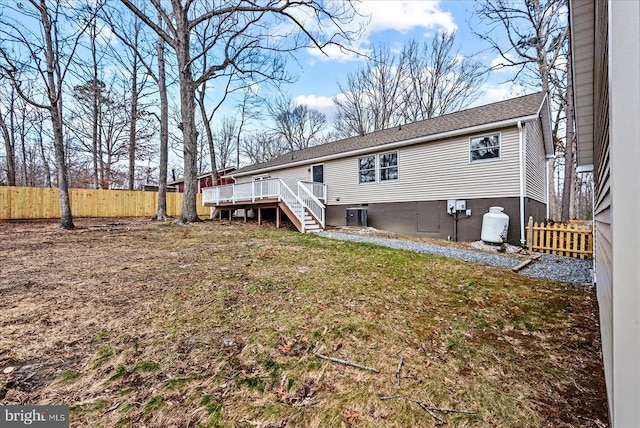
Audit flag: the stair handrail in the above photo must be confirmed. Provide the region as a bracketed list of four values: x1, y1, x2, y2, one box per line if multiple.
[277, 179, 307, 232]
[297, 181, 325, 228]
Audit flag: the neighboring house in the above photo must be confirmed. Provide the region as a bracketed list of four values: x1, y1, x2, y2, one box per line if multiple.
[204, 92, 553, 244]
[169, 167, 236, 193]
[570, 1, 640, 426]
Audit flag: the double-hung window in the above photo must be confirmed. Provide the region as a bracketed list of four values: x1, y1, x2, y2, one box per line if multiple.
[358, 155, 376, 183]
[379, 151, 398, 181]
[470, 134, 500, 162]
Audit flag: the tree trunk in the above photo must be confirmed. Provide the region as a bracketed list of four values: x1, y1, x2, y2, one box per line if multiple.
[178, 73, 200, 223]
[91, 23, 100, 189]
[20, 110, 28, 185]
[41, 1, 73, 229]
[561, 44, 575, 223]
[155, 24, 169, 220]
[51, 109, 74, 229]
[37, 125, 52, 187]
[197, 86, 218, 185]
[128, 25, 140, 190]
[0, 111, 15, 186]
[175, 15, 200, 223]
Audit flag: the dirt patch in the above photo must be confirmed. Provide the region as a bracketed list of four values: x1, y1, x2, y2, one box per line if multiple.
[0, 218, 608, 427]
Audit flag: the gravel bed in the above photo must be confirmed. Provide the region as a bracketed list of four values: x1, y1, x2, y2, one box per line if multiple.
[316, 231, 593, 284]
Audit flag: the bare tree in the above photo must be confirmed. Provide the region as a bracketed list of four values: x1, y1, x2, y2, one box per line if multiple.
[401, 34, 484, 122]
[126, 18, 142, 190]
[334, 45, 405, 137]
[241, 132, 287, 165]
[155, 16, 170, 219]
[0, 1, 97, 228]
[268, 96, 327, 151]
[474, 0, 573, 221]
[120, 0, 361, 223]
[102, 5, 173, 216]
[236, 87, 260, 168]
[0, 84, 18, 186]
[0, 103, 16, 186]
[474, 0, 567, 94]
[333, 35, 482, 138]
[214, 116, 238, 170]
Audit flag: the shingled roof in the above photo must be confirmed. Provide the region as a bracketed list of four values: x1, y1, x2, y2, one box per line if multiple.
[233, 91, 548, 176]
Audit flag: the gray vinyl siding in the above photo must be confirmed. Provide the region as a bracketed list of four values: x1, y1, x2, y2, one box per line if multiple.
[593, 0, 613, 415]
[323, 126, 520, 205]
[524, 121, 547, 203]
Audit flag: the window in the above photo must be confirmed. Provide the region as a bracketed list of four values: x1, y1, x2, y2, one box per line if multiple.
[470, 134, 500, 162]
[312, 164, 324, 183]
[379, 151, 398, 181]
[358, 156, 375, 183]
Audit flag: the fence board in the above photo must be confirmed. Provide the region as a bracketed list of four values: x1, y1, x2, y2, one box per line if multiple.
[0, 186, 210, 220]
[526, 218, 593, 259]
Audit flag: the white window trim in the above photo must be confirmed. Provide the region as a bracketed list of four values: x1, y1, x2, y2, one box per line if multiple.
[469, 132, 502, 163]
[378, 150, 399, 182]
[357, 155, 376, 184]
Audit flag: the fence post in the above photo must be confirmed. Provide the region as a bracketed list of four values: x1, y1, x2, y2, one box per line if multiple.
[527, 216, 533, 252]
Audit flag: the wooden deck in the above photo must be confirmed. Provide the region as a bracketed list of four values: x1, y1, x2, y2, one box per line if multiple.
[206, 198, 303, 231]
[201, 179, 325, 233]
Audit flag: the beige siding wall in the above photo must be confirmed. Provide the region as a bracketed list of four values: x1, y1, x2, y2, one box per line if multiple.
[323, 126, 521, 205]
[235, 165, 310, 189]
[524, 121, 547, 203]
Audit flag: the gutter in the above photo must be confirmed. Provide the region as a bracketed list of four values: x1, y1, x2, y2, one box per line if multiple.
[518, 120, 526, 246]
[230, 114, 541, 178]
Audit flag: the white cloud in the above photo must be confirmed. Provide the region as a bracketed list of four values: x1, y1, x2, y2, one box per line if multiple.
[306, 43, 370, 63]
[470, 82, 528, 108]
[306, 0, 456, 63]
[294, 94, 338, 118]
[490, 54, 518, 72]
[361, 0, 457, 35]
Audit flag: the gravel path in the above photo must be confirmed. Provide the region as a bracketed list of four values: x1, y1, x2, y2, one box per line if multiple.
[316, 231, 593, 284]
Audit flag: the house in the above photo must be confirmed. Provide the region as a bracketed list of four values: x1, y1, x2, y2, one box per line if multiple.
[569, 1, 640, 426]
[169, 167, 236, 193]
[203, 92, 553, 244]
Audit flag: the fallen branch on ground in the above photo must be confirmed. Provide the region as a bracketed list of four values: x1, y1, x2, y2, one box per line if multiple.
[315, 353, 379, 373]
[380, 395, 475, 423]
[395, 356, 403, 387]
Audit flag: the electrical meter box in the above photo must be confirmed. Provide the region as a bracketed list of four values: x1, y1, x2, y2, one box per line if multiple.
[447, 200, 457, 214]
[447, 199, 467, 214]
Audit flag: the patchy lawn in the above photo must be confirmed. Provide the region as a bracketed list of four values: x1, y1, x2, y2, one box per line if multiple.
[0, 218, 607, 427]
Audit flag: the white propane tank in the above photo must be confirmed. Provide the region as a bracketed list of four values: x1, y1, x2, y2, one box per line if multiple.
[481, 207, 510, 244]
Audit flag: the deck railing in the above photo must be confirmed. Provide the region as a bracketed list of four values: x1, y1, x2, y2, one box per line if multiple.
[202, 178, 326, 232]
[279, 181, 307, 232]
[526, 217, 594, 259]
[299, 181, 327, 201]
[297, 181, 325, 227]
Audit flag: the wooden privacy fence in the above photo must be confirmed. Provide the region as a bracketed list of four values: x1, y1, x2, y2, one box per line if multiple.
[0, 186, 209, 220]
[526, 217, 593, 259]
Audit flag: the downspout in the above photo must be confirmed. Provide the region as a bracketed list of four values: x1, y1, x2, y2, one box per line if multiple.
[518, 120, 526, 246]
[545, 160, 550, 219]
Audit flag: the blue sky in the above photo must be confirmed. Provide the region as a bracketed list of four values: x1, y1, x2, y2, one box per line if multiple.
[263, 0, 527, 122]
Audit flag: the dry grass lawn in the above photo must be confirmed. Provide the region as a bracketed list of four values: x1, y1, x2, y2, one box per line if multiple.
[0, 218, 607, 427]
